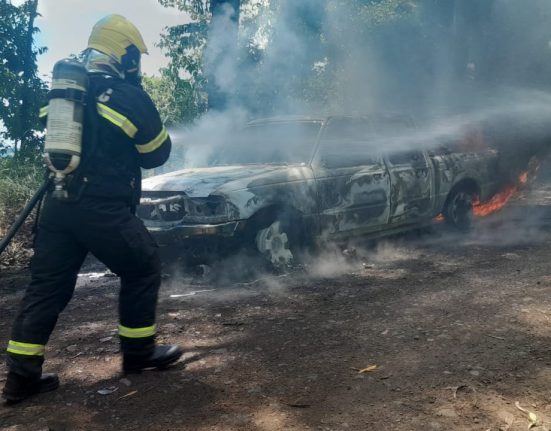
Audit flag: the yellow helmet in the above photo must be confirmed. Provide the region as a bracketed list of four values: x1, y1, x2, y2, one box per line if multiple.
[87, 15, 148, 65]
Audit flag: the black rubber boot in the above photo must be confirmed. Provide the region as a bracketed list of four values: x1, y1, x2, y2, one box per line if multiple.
[2, 372, 59, 404]
[123, 344, 183, 374]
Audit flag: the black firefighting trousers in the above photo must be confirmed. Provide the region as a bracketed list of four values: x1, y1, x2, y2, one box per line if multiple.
[6, 195, 161, 378]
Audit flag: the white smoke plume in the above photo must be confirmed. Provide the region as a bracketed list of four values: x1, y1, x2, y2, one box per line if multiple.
[155, 0, 551, 282]
[162, 0, 551, 169]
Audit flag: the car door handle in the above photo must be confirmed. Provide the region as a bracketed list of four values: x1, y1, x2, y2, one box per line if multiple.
[373, 173, 385, 180]
[415, 168, 428, 176]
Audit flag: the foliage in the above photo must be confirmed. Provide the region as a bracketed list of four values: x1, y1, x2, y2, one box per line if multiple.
[143, 72, 207, 127]
[0, 0, 47, 266]
[154, 4, 212, 123]
[158, 0, 290, 115]
[0, 0, 47, 162]
[158, 20, 209, 94]
[158, 0, 210, 18]
[357, 0, 417, 25]
[156, 0, 423, 116]
[157, 0, 267, 117]
[0, 158, 42, 225]
[0, 157, 43, 268]
[154, 0, 551, 119]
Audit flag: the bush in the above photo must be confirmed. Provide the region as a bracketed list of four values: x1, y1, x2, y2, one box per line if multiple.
[0, 158, 44, 268]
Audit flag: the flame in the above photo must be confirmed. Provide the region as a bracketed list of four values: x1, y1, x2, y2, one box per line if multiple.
[434, 171, 529, 222]
[473, 171, 530, 217]
[473, 185, 516, 217]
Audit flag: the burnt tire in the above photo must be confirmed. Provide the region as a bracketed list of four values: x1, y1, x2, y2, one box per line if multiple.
[443, 188, 474, 233]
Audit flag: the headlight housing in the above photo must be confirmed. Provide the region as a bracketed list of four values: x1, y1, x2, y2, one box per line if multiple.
[138, 192, 230, 224]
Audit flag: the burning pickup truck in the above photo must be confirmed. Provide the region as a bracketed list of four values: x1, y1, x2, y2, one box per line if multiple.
[138, 115, 505, 266]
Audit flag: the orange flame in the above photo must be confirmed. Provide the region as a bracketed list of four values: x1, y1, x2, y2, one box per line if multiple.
[434, 171, 529, 222]
[473, 185, 517, 217]
[473, 171, 530, 217]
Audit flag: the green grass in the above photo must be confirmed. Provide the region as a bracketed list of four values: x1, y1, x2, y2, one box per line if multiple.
[0, 158, 44, 267]
[0, 158, 43, 226]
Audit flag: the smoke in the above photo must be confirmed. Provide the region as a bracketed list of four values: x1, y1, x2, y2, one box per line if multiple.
[162, 108, 248, 172]
[151, 0, 551, 285]
[224, 0, 551, 116]
[163, 0, 551, 168]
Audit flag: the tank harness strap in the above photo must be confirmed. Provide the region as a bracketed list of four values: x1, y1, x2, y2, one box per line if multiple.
[62, 78, 100, 203]
[48, 88, 87, 104]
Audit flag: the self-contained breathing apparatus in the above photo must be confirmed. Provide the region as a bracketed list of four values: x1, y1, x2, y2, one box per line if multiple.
[44, 59, 89, 199]
[0, 58, 90, 256]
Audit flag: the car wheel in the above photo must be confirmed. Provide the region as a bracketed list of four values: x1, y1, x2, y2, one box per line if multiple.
[443, 188, 474, 232]
[255, 220, 295, 268]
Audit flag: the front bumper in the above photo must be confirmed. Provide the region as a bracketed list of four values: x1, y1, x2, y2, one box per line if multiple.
[146, 221, 247, 265]
[146, 220, 245, 246]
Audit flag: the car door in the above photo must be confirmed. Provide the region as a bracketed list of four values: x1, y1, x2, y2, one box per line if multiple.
[385, 149, 433, 224]
[313, 118, 391, 237]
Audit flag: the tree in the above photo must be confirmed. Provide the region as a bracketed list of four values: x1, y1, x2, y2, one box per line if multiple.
[158, 0, 251, 116]
[157, 0, 551, 119]
[0, 0, 47, 161]
[156, 0, 422, 116]
[142, 72, 207, 126]
[205, 0, 240, 110]
[156, 0, 213, 123]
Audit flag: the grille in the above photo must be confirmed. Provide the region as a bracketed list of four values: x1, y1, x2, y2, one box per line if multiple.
[157, 200, 187, 221]
[138, 193, 228, 223]
[138, 192, 187, 222]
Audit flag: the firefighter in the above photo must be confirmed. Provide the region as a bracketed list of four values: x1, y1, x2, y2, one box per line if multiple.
[2, 15, 182, 404]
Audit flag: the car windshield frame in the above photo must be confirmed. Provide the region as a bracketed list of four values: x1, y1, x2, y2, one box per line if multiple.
[208, 120, 324, 167]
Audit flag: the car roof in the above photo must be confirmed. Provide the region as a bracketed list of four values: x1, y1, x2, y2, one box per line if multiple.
[247, 115, 326, 125]
[247, 113, 414, 126]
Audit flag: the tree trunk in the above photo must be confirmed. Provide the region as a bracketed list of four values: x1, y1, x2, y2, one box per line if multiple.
[206, 0, 240, 111]
[17, 0, 38, 157]
[452, 0, 495, 82]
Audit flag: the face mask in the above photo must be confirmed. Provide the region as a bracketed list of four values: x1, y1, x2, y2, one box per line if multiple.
[121, 45, 142, 88]
[125, 69, 143, 88]
[83, 49, 124, 79]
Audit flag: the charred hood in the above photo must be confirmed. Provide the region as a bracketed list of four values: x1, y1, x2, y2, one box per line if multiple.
[142, 164, 307, 197]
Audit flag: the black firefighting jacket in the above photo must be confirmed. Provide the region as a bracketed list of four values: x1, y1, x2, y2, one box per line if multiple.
[40, 73, 171, 204]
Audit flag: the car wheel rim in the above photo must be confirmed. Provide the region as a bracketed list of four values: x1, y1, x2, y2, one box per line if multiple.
[255, 221, 294, 267]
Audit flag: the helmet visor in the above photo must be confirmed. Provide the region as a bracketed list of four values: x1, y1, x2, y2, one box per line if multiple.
[83, 49, 123, 78]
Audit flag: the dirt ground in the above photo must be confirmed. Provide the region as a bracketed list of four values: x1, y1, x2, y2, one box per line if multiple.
[3, 180, 551, 430]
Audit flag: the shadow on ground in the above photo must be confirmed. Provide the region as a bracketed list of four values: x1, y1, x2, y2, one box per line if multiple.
[2, 193, 551, 430]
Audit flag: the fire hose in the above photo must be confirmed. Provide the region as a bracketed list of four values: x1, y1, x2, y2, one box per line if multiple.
[0, 177, 52, 256]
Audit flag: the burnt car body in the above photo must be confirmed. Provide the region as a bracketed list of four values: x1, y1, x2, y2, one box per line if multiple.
[138, 115, 501, 265]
